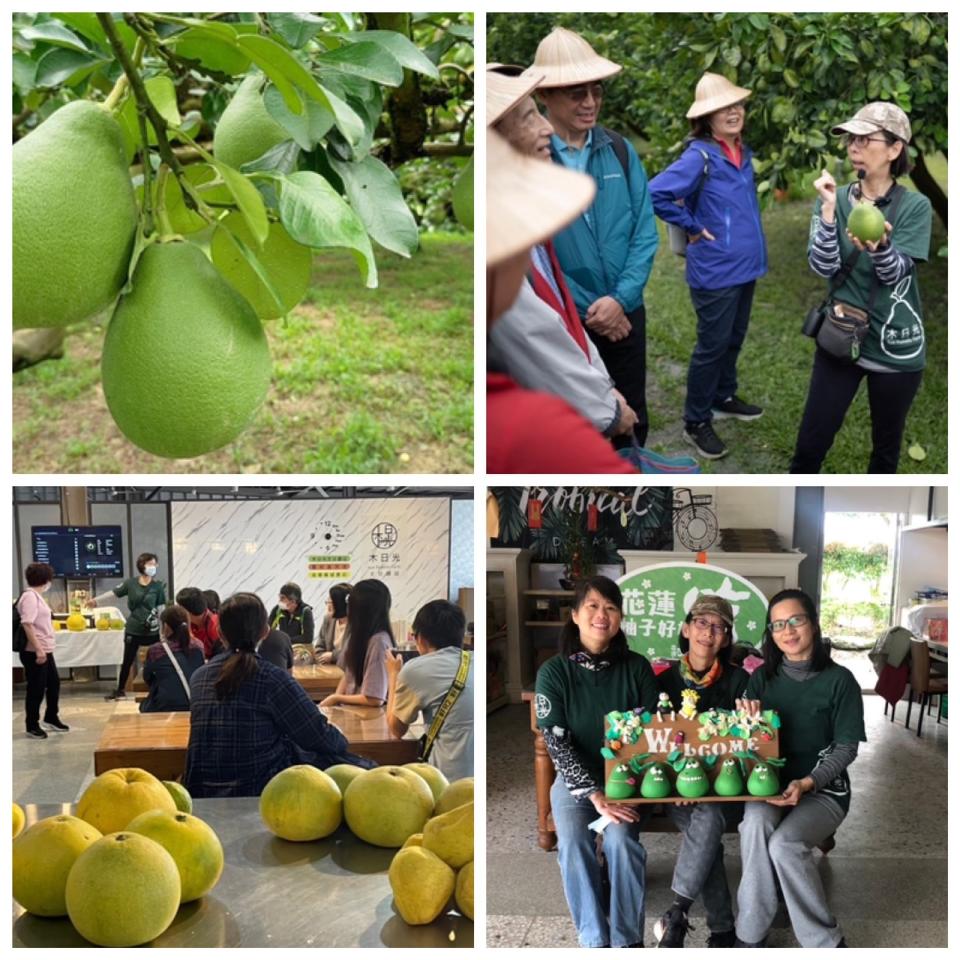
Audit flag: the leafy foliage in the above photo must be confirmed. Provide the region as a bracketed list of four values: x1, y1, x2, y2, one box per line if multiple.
[823, 541, 889, 587]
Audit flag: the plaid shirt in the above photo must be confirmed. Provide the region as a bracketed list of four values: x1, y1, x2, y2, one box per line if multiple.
[184, 652, 349, 798]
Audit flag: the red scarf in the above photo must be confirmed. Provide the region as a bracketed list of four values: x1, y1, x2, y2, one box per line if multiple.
[528, 239, 591, 359]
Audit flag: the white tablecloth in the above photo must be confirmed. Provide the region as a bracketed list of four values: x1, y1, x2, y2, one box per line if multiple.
[12, 630, 125, 668]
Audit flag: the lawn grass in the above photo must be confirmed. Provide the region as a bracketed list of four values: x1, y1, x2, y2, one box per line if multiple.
[13, 232, 473, 474]
[642, 197, 947, 474]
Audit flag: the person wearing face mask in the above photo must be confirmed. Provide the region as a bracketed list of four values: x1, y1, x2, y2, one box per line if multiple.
[268, 582, 315, 647]
[17, 562, 68, 739]
[89, 551, 167, 700]
[140, 604, 205, 713]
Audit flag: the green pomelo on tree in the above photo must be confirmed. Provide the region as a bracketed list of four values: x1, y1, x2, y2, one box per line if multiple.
[101, 241, 272, 459]
[213, 73, 290, 169]
[452, 155, 474, 230]
[847, 201, 886, 244]
[211, 212, 313, 319]
[13, 100, 138, 329]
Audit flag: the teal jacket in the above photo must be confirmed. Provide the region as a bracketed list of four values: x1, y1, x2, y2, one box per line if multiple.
[549, 127, 660, 318]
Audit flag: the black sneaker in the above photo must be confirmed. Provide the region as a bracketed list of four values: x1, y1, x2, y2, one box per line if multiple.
[712, 395, 764, 421]
[26, 726, 48, 739]
[706, 931, 737, 948]
[683, 420, 728, 459]
[653, 906, 693, 947]
[43, 718, 70, 732]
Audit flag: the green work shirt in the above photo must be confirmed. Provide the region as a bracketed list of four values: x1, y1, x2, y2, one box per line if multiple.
[656, 660, 749, 713]
[810, 185, 932, 371]
[114, 578, 166, 637]
[745, 663, 866, 813]
[535, 651, 659, 786]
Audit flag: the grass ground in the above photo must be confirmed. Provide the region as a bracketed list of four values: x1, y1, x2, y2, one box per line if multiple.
[13, 232, 473, 474]
[642, 190, 947, 474]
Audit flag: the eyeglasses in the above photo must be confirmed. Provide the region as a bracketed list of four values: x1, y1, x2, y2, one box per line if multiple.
[558, 83, 604, 104]
[722, 101, 746, 113]
[770, 614, 810, 633]
[690, 617, 728, 637]
[845, 134, 889, 148]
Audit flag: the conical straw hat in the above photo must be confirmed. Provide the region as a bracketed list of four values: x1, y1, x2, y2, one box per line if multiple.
[487, 65, 544, 127]
[487, 130, 595, 265]
[522, 27, 621, 88]
[686, 72, 752, 118]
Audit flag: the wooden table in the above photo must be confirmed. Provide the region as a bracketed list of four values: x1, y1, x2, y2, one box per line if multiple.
[94, 706, 420, 779]
[132, 664, 344, 702]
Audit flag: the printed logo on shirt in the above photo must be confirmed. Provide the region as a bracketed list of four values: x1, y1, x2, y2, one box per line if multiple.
[535, 693, 552, 719]
[812, 744, 850, 800]
[603, 173, 622, 180]
[879, 274, 924, 360]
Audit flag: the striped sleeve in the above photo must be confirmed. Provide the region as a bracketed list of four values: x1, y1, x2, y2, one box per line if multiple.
[868, 242, 914, 285]
[809, 217, 841, 278]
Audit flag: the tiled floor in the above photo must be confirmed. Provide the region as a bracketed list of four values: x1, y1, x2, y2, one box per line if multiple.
[486, 694, 948, 948]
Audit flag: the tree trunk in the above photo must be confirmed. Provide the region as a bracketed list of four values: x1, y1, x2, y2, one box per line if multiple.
[911, 150, 947, 229]
[367, 12, 428, 162]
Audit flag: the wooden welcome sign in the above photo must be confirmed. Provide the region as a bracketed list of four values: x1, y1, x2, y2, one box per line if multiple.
[601, 694, 782, 804]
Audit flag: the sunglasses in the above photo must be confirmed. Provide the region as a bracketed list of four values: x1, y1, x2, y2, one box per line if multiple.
[770, 614, 810, 633]
[557, 82, 605, 104]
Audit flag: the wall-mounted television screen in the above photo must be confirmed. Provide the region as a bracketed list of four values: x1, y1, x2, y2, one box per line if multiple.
[31, 526, 124, 578]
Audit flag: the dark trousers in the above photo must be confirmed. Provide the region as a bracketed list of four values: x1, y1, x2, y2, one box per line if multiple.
[586, 305, 648, 447]
[790, 348, 923, 473]
[19, 650, 61, 729]
[685, 281, 756, 424]
[116, 634, 156, 693]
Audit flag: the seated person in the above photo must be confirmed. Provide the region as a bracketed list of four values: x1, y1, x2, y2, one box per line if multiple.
[176, 586, 223, 660]
[316, 582, 352, 665]
[141, 605, 205, 713]
[258, 627, 294, 673]
[385, 600, 474, 781]
[184, 592, 371, 798]
[320, 579, 393, 708]
[268, 582, 315, 646]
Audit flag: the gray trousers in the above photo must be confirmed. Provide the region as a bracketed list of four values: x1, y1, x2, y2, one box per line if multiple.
[736, 794, 846, 947]
[668, 802, 741, 933]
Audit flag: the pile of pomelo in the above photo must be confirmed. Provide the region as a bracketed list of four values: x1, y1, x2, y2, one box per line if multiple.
[259, 762, 474, 925]
[12, 768, 223, 947]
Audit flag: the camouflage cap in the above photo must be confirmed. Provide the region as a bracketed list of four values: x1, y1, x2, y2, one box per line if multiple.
[831, 101, 911, 142]
[688, 594, 735, 627]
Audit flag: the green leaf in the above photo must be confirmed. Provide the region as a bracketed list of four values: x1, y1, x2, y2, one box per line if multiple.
[264, 83, 335, 150]
[20, 21, 89, 52]
[212, 160, 270, 246]
[33, 46, 106, 88]
[235, 35, 304, 114]
[771, 25, 787, 52]
[173, 29, 252, 75]
[722, 45, 742, 67]
[278, 170, 377, 287]
[331, 155, 419, 257]
[783, 67, 799, 88]
[13, 52, 37, 93]
[266, 12, 326, 48]
[316, 81, 366, 147]
[339, 29, 440, 79]
[318, 40, 405, 86]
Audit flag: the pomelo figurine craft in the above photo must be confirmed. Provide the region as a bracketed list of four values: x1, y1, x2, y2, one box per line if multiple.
[746, 759, 786, 797]
[606, 763, 637, 800]
[713, 757, 745, 797]
[673, 757, 713, 799]
[639, 762, 673, 799]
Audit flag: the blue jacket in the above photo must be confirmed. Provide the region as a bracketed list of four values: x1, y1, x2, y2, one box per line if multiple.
[649, 139, 767, 291]
[549, 127, 659, 317]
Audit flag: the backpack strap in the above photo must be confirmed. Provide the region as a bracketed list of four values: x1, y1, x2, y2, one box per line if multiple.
[418, 649, 471, 762]
[685, 140, 712, 215]
[602, 126, 630, 178]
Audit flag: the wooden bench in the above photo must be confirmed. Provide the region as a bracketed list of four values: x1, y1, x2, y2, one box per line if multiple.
[94, 705, 420, 780]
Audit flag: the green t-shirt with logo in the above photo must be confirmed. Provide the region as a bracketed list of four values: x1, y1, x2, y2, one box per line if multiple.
[810, 184, 932, 372]
[745, 662, 866, 813]
[535, 651, 659, 786]
[114, 578, 166, 637]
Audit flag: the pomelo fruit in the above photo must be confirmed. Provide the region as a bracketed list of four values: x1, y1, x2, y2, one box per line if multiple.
[455, 860, 474, 920]
[435, 776, 473, 815]
[162, 780, 193, 814]
[423, 800, 473, 869]
[66, 612, 87, 631]
[324, 763, 366, 797]
[210, 211, 312, 319]
[847, 201, 886, 244]
[65, 831, 181, 947]
[12, 814, 101, 916]
[126, 809, 224, 902]
[388, 846, 455, 925]
[259, 764, 342, 841]
[101, 241, 272, 459]
[77, 767, 177, 835]
[213, 72, 290, 169]
[404, 762, 450, 806]
[95, 615, 111, 631]
[13, 100, 138, 329]
[13, 802, 25, 838]
[343, 766, 435, 848]
[452, 155, 474, 230]
[401, 832, 424, 849]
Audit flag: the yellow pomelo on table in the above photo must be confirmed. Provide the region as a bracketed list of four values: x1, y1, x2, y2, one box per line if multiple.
[65, 831, 181, 947]
[324, 762, 366, 797]
[388, 846, 456, 925]
[260, 764, 342, 841]
[211, 211, 312, 319]
[12, 814, 101, 916]
[126, 809, 224, 902]
[66, 612, 87, 631]
[213, 72, 289, 169]
[404, 762, 450, 807]
[163, 780, 193, 813]
[401, 832, 424, 849]
[77, 767, 177, 835]
[109, 618, 125, 629]
[455, 860, 474, 920]
[13, 100, 137, 329]
[13, 802, 25, 838]
[343, 766, 434, 848]
[101, 241, 272, 459]
[452, 155, 474, 230]
[95, 615, 111, 631]
[423, 800, 473, 869]
[435, 776, 473, 814]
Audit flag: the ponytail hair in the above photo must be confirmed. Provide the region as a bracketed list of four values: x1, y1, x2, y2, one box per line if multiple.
[214, 592, 267, 701]
[160, 604, 192, 652]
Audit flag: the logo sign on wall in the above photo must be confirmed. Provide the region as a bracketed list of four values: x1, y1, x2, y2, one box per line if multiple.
[617, 562, 769, 661]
